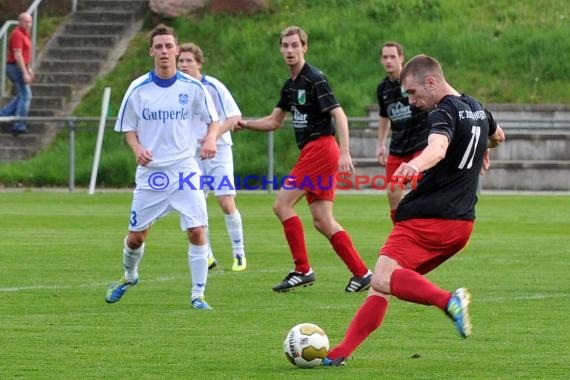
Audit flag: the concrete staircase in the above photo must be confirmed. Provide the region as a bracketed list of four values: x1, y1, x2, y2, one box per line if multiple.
[0, 0, 148, 161]
[352, 104, 570, 191]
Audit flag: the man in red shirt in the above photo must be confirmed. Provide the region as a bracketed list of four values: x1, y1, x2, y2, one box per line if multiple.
[1, 12, 34, 134]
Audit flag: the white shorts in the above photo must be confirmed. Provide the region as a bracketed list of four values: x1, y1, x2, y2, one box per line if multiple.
[196, 144, 236, 197]
[129, 159, 208, 232]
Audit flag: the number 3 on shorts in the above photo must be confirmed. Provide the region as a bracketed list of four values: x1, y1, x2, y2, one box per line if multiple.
[130, 210, 138, 227]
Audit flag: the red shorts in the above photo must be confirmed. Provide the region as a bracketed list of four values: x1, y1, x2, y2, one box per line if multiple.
[380, 219, 474, 274]
[386, 151, 423, 182]
[287, 135, 339, 204]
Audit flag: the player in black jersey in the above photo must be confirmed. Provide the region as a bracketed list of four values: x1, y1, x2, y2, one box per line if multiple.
[376, 42, 428, 223]
[323, 54, 505, 367]
[236, 26, 372, 293]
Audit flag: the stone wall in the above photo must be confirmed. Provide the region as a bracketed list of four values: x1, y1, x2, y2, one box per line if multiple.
[357, 104, 570, 191]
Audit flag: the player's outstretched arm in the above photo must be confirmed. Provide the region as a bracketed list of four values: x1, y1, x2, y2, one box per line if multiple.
[236, 108, 287, 132]
[218, 115, 241, 137]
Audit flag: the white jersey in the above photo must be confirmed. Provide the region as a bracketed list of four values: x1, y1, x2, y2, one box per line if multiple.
[115, 70, 219, 167]
[198, 74, 241, 146]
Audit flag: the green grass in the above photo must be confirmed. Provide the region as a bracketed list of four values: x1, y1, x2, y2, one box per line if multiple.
[2, 0, 570, 186]
[0, 191, 568, 379]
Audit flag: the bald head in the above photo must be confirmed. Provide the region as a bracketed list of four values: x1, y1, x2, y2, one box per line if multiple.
[18, 12, 33, 31]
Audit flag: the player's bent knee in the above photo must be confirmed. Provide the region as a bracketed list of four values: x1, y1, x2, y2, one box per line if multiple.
[187, 225, 206, 243]
[127, 232, 146, 249]
[371, 276, 391, 294]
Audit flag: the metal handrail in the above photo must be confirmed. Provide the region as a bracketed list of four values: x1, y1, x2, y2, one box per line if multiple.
[0, 20, 18, 96]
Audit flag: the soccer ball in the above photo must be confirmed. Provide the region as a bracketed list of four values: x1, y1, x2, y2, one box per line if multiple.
[283, 323, 329, 368]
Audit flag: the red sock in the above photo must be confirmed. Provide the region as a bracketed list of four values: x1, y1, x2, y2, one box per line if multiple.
[328, 295, 388, 359]
[390, 209, 396, 225]
[390, 268, 451, 310]
[330, 230, 368, 277]
[282, 216, 310, 273]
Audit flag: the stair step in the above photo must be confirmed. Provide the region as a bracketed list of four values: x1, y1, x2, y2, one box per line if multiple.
[0, 121, 48, 135]
[31, 96, 66, 109]
[481, 160, 570, 191]
[35, 72, 95, 85]
[45, 47, 112, 60]
[32, 84, 72, 98]
[0, 145, 36, 161]
[29, 109, 59, 117]
[1, 0, 147, 163]
[72, 10, 138, 24]
[55, 35, 119, 48]
[353, 157, 380, 167]
[62, 22, 128, 35]
[39, 59, 102, 73]
[78, 0, 148, 13]
[490, 160, 570, 169]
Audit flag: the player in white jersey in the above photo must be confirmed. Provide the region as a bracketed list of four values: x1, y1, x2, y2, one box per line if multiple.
[178, 42, 246, 272]
[105, 24, 220, 310]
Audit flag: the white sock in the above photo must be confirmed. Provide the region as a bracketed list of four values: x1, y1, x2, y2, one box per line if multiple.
[205, 225, 214, 260]
[188, 243, 208, 299]
[123, 236, 144, 282]
[225, 209, 244, 257]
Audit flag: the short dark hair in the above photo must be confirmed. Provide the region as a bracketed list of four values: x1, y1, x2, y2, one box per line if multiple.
[401, 54, 444, 83]
[149, 24, 176, 47]
[381, 41, 403, 57]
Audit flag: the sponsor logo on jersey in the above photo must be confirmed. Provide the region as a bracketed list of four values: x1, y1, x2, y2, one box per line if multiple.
[291, 106, 308, 129]
[141, 108, 189, 123]
[387, 102, 412, 122]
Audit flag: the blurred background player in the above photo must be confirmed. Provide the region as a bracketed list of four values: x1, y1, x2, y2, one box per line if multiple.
[376, 41, 428, 223]
[105, 24, 220, 310]
[0, 12, 34, 134]
[236, 26, 372, 293]
[323, 54, 505, 366]
[178, 42, 246, 272]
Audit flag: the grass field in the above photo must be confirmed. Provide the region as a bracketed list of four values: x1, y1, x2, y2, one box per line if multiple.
[0, 191, 568, 379]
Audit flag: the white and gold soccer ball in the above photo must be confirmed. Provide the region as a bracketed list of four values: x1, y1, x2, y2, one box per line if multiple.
[283, 323, 330, 368]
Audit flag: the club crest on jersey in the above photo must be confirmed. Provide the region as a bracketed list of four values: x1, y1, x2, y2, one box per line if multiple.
[179, 93, 189, 105]
[297, 90, 306, 105]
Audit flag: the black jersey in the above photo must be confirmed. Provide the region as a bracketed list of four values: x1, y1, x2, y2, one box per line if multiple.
[377, 77, 428, 155]
[277, 63, 338, 149]
[395, 94, 498, 221]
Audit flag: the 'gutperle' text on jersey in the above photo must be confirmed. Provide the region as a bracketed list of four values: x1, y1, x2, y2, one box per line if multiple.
[115, 70, 219, 167]
[396, 94, 498, 221]
[377, 77, 428, 156]
[196, 73, 241, 146]
[277, 63, 338, 150]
